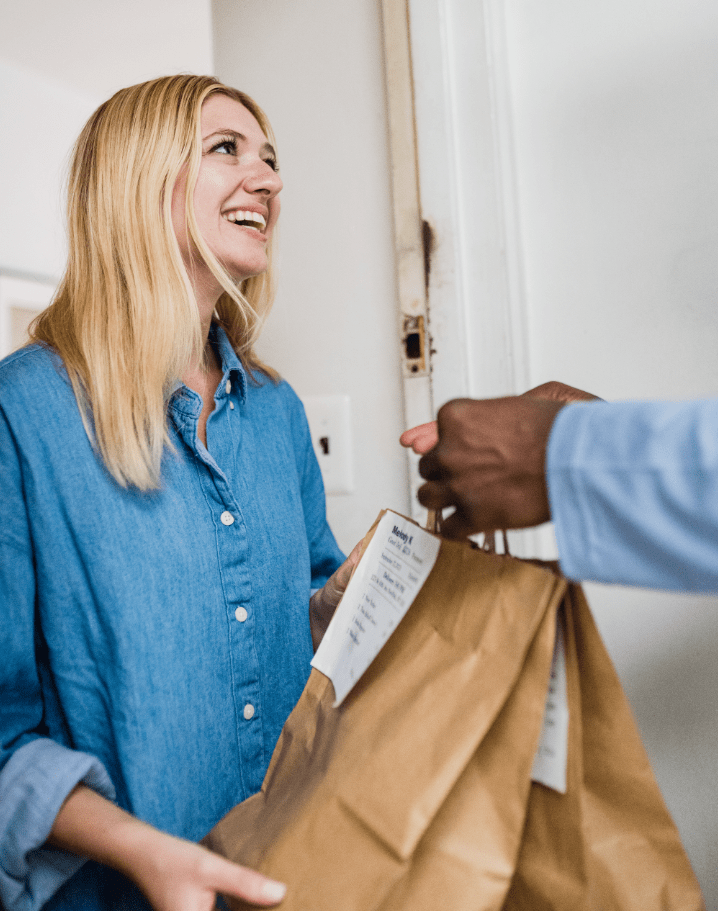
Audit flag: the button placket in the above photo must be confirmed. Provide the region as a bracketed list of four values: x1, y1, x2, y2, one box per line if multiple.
[205, 467, 261, 757]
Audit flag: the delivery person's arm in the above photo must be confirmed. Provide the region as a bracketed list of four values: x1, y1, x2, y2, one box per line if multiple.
[402, 385, 718, 592]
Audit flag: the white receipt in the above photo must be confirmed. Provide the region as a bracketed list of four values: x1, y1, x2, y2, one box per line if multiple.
[530, 615, 569, 793]
[312, 510, 441, 706]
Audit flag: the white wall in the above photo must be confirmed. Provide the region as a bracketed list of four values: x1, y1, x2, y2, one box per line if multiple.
[0, 0, 214, 280]
[0, 0, 214, 104]
[503, 0, 718, 898]
[0, 60, 91, 279]
[212, 0, 409, 553]
[504, 0, 718, 402]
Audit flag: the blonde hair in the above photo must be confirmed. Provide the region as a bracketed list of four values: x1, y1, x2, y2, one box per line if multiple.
[30, 75, 279, 490]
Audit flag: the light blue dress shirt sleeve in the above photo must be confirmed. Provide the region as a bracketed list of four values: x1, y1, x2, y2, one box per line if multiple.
[0, 740, 115, 911]
[547, 398, 718, 591]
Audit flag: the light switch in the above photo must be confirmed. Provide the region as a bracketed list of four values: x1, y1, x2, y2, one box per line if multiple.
[301, 395, 354, 495]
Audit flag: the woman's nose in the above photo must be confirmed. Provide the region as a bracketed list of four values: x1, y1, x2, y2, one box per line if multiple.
[243, 160, 283, 197]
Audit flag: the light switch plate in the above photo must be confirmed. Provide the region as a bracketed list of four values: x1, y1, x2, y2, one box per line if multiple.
[301, 395, 354, 495]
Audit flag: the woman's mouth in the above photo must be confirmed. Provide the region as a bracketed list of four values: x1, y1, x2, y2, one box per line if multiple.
[222, 209, 267, 233]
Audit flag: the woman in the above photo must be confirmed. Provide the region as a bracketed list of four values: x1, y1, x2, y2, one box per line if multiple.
[0, 75, 355, 911]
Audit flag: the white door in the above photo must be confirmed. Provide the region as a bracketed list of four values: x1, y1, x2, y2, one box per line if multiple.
[385, 0, 718, 900]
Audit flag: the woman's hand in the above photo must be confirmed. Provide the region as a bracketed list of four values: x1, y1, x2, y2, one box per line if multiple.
[399, 381, 600, 456]
[399, 421, 439, 456]
[49, 785, 286, 911]
[128, 828, 286, 911]
[309, 542, 363, 650]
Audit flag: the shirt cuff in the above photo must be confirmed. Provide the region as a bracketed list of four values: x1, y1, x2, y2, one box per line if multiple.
[546, 403, 592, 583]
[0, 738, 115, 911]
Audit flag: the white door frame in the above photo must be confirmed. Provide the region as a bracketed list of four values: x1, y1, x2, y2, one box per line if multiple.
[382, 0, 533, 542]
[406, 0, 529, 405]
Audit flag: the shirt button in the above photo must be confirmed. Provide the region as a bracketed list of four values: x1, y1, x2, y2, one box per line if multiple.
[220, 511, 235, 526]
[225, 379, 232, 394]
[229, 401, 235, 410]
[243, 703, 255, 720]
[235, 606, 248, 622]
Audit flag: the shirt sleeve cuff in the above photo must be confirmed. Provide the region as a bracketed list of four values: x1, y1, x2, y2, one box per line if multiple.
[0, 738, 116, 911]
[546, 402, 596, 583]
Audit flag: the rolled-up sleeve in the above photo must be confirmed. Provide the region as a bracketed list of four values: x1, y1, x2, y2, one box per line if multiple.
[0, 406, 115, 910]
[0, 740, 115, 911]
[547, 398, 718, 592]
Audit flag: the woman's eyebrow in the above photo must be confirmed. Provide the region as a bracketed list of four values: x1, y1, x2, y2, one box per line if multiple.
[203, 129, 277, 159]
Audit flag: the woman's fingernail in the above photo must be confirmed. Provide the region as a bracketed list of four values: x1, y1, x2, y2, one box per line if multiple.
[262, 880, 287, 902]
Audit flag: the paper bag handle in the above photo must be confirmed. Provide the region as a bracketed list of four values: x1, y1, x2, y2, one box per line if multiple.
[426, 509, 510, 556]
[425, 508, 441, 534]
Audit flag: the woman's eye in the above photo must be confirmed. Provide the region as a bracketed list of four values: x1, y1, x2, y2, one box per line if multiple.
[264, 157, 280, 173]
[212, 139, 237, 155]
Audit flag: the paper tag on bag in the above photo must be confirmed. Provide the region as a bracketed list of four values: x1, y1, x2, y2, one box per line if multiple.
[530, 615, 569, 793]
[312, 510, 441, 706]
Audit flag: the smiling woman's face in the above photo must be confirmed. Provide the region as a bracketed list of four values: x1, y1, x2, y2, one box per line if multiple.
[172, 93, 283, 300]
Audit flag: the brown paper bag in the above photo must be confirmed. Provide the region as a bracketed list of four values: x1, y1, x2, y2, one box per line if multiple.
[205, 514, 704, 910]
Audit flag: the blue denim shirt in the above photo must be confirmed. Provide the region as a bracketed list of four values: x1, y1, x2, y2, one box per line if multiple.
[0, 327, 344, 910]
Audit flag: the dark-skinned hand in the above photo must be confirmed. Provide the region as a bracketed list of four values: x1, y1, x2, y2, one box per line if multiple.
[399, 381, 600, 540]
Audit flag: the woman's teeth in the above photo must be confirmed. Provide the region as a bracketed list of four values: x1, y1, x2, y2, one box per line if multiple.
[223, 210, 267, 230]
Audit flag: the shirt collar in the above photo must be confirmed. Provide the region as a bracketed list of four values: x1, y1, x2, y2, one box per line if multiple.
[168, 323, 248, 407]
[211, 323, 248, 403]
